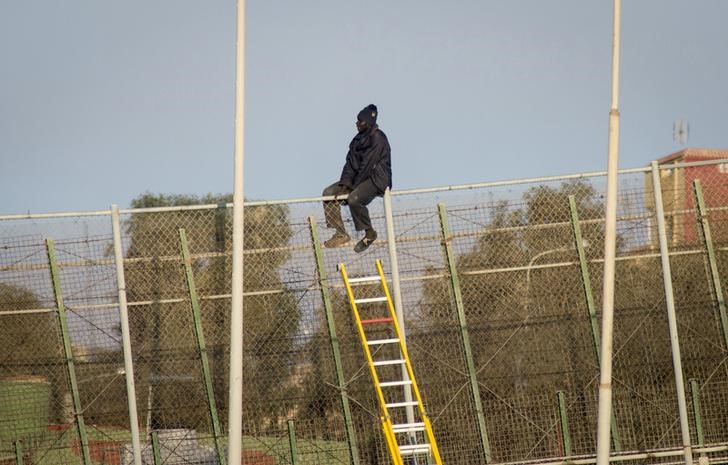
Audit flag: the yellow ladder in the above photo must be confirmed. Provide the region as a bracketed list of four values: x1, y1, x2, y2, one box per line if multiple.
[340, 259, 443, 465]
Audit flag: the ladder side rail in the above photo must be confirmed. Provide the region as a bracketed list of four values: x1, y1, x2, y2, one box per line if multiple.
[375, 260, 444, 465]
[383, 426, 403, 465]
[340, 263, 403, 465]
[375, 259, 428, 413]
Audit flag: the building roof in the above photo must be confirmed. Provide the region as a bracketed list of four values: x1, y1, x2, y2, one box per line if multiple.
[657, 148, 728, 164]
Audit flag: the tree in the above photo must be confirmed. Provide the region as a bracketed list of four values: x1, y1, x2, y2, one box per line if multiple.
[123, 193, 299, 431]
[416, 180, 616, 459]
[299, 287, 395, 465]
[414, 179, 728, 458]
[0, 283, 66, 424]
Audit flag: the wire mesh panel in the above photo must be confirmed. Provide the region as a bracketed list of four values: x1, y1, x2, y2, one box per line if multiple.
[424, 177, 609, 463]
[2, 160, 728, 464]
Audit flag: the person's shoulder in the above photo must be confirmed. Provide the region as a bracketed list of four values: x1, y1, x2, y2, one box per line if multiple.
[373, 127, 389, 142]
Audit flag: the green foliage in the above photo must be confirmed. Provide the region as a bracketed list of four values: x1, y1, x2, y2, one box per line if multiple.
[0, 283, 56, 373]
[414, 179, 728, 457]
[300, 292, 357, 415]
[425, 180, 606, 324]
[299, 283, 384, 453]
[0, 283, 67, 424]
[122, 192, 299, 430]
[418, 181, 618, 458]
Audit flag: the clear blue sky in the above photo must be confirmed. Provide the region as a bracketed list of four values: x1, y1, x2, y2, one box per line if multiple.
[1, 1, 726, 215]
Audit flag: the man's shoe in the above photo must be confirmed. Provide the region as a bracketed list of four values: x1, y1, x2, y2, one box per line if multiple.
[354, 229, 377, 253]
[324, 232, 350, 248]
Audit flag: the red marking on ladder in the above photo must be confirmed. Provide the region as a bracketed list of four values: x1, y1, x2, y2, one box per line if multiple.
[361, 317, 393, 325]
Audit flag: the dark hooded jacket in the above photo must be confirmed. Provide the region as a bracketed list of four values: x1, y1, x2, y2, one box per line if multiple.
[339, 126, 392, 192]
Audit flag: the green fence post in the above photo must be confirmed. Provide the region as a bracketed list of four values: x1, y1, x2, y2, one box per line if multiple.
[288, 419, 300, 465]
[13, 440, 22, 465]
[308, 217, 360, 465]
[568, 196, 622, 451]
[557, 391, 572, 457]
[693, 180, 728, 351]
[693, 181, 726, 463]
[437, 203, 492, 463]
[179, 229, 227, 465]
[689, 379, 706, 447]
[151, 431, 162, 465]
[46, 239, 92, 465]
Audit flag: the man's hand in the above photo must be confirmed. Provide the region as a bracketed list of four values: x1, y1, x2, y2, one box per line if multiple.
[335, 184, 352, 204]
[335, 185, 352, 199]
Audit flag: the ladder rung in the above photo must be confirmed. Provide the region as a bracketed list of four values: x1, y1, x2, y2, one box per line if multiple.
[399, 444, 431, 455]
[385, 401, 419, 408]
[392, 422, 425, 433]
[348, 276, 381, 283]
[380, 380, 412, 387]
[361, 317, 393, 325]
[367, 338, 400, 345]
[373, 359, 405, 366]
[354, 297, 388, 304]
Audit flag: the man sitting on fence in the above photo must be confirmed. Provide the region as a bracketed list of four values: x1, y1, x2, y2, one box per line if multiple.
[322, 104, 392, 253]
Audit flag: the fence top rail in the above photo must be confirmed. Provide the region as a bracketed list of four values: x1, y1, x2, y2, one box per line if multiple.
[1, 158, 726, 220]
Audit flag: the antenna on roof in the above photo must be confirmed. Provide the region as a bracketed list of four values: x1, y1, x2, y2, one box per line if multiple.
[673, 119, 689, 146]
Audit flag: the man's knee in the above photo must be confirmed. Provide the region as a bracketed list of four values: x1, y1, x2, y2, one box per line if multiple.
[322, 185, 336, 196]
[347, 190, 362, 207]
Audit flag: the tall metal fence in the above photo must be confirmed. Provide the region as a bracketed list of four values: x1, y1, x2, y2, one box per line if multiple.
[1, 159, 728, 465]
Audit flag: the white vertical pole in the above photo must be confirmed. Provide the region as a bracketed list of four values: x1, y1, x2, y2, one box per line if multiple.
[111, 205, 142, 465]
[650, 161, 694, 465]
[228, 0, 246, 463]
[596, 1, 621, 464]
[383, 189, 415, 428]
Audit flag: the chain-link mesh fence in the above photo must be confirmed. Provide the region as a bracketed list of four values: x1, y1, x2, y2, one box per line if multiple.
[2, 160, 728, 465]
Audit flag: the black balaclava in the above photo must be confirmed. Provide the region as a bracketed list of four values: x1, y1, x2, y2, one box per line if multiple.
[357, 104, 378, 127]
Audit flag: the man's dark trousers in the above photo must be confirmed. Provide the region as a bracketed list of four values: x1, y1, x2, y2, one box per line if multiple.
[322, 178, 381, 233]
